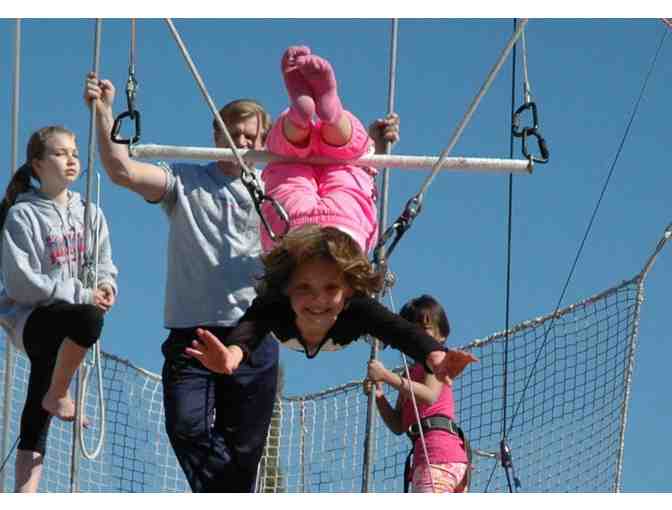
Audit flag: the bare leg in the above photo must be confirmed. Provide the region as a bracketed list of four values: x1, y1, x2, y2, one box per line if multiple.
[14, 449, 44, 493]
[41, 337, 87, 421]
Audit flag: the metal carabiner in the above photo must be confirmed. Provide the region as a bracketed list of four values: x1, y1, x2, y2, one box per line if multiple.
[111, 72, 141, 145]
[512, 101, 539, 138]
[521, 127, 549, 164]
[255, 194, 290, 242]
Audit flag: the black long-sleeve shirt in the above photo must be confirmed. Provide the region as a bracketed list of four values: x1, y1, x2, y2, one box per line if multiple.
[224, 294, 443, 368]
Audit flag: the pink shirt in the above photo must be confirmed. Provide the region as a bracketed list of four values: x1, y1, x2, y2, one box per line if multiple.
[400, 363, 468, 465]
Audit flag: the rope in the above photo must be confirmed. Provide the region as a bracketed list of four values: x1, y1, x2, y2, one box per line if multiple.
[71, 18, 102, 494]
[163, 19, 289, 242]
[374, 20, 529, 265]
[361, 18, 399, 493]
[79, 174, 106, 460]
[500, 22, 669, 454]
[1, 18, 21, 494]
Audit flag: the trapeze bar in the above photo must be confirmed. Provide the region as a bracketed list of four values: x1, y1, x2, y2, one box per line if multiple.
[130, 144, 533, 174]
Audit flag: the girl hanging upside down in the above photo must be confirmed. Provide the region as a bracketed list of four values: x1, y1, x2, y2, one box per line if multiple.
[185, 46, 477, 382]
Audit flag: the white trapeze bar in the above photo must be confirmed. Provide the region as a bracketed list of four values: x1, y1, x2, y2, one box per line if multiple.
[130, 144, 533, 175]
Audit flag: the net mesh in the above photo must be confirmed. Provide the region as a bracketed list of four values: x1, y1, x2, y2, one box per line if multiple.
[1, 273, 644, 492]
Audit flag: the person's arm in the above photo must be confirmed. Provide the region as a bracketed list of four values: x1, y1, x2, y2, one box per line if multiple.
[1, 211, 93, 305]
[185, 296, 275, 374]
[363, 379, 404, 435]
[367, 359, 441, 406]
[84, 72, 168, 202]
[356, 297, 478, 383]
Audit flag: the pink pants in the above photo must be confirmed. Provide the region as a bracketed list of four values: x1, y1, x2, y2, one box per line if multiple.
[260, 110, 378, 254]
[410, 462, 469, 493]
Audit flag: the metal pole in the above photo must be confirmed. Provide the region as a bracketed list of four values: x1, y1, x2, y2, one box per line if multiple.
[361, 18, 398, 493]
[1, 19, 21, 493]
[70, 18, 102, 494]
[130, 145, 532, 174]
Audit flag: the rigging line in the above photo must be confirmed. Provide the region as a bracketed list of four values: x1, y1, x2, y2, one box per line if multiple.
[503, 24, 670, 442]
[415, 19, 528, 202]
[163, 20, 249, 172]
[164, 19, 288, 241]
[362, 18, 400, 494]
[521, 30, 532, 104]
[1, 19, 21, 494]
[485, 17, 522, 495]
[72, 19, 102, 495]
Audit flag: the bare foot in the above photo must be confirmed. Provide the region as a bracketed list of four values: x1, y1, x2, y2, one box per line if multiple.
[42, 391, 76, 421]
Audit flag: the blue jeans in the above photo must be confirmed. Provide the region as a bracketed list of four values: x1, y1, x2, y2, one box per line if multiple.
[161, 327, 279, 493]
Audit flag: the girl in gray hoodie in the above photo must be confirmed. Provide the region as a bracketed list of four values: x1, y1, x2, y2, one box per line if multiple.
[0, 126, 118, 492]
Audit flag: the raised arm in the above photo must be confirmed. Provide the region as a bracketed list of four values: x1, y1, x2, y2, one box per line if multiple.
[83, 72, 167, 202]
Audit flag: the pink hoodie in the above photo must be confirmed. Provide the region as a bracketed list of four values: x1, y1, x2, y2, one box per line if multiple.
[260, 109, 378, 253]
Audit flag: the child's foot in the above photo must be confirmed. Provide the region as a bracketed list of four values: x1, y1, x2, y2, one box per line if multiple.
[282, 46, 315, 127]
[298, 54, 343, 124]
[42, 390, 76, 422]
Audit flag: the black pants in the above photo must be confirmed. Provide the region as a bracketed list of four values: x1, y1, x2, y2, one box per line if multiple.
[18, 301, 104, 454]
[161, 327, 279, 493]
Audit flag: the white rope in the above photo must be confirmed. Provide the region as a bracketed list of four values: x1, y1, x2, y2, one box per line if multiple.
[130, 145, 532, 174]
[384, 292, 436, 493]
[79, 173, 106, 461]
[416, 19, 529, 200]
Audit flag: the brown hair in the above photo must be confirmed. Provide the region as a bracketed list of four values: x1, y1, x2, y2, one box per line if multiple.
[0, 126, 75, 230]
[257, 225, 384, 300]
[399, 294, 451, 339]
[212, 98, 272, 143]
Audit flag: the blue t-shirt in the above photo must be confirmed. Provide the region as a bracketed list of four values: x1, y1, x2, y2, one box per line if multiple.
[157, 161, 263, 328]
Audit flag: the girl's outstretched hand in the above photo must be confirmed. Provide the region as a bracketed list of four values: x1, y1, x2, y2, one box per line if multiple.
[425, 349, 478, 384]
[185, 328, 244, 375]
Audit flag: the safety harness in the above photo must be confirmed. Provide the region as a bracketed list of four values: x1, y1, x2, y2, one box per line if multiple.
[403, 414, 472, 493]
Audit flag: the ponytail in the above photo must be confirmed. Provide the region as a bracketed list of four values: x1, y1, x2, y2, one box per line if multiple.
[0, 163, 35, 231]
[0, 125, 73, 232]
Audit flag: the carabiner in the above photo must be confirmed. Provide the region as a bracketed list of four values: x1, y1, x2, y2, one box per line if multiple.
[111, 109, 141, 145]
[512, 101, 539, 138]
[521, 127, 549, 164]
[255, 195, 290, 242]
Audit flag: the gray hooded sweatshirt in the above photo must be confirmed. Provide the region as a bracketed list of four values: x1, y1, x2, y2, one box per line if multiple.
[0, 189, 118, 351]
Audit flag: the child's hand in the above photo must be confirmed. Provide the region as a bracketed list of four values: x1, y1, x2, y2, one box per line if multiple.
[426, 349, 478, 384]
[368, 113, 400, 154]
[185, 328, 243, 375]
[97, 284, 116, 310]
[93, 288, 111, 312]
[362, 379, 384, 398]
[367, 359, 388, 382]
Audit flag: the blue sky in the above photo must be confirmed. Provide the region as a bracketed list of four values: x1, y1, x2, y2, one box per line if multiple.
[0, 18, 670, 492]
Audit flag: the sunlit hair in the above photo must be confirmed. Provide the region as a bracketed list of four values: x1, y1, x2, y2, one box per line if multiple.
[0, 126, 75, 231]
[212, 98, 272, 143]
[399, 294, 450, 339]
[257, 225, 384, 299]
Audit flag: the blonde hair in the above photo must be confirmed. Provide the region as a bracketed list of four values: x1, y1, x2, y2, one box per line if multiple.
[213, 99, 272, 143]
[0, 126, 75, 230]
[257, 225, 384, 300]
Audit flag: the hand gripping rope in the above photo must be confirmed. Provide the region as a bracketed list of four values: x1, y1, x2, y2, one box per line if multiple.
[111, 19, 141, 145]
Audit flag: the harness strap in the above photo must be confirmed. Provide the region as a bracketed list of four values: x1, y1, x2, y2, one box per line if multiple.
[403, 414, 473, 493]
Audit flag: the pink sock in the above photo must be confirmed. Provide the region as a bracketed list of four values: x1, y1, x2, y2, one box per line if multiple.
[281, 46, 315, 127]
[298, 55, 343, 124]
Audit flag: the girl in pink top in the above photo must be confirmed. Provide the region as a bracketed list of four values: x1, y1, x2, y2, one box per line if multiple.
[364, 295, 471, 493]
[260, 45, 378, 254]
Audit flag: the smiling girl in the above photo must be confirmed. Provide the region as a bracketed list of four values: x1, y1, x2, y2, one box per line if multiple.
[186, 225, 476, 383]
[0, 126, 118, 492]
